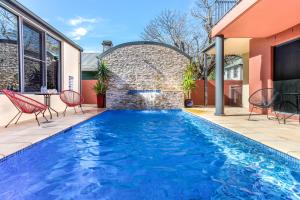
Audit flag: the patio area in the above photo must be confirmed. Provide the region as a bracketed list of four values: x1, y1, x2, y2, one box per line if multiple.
[0, 106, 104, 159]
[185, 106, 300, 159]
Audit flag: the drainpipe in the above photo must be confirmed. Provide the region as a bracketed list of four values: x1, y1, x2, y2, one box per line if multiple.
[215, 35, 225, 115]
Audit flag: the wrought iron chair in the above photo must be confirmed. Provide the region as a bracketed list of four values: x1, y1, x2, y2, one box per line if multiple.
[248, 88, 281, 123]
[1, 89, 48, 127]
[60, 90, 84, 116]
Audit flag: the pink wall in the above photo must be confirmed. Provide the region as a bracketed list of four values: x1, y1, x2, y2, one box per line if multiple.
[191, 80, 243, 106]
[82, 80, 97, 104]
[249, 23, 300, 113]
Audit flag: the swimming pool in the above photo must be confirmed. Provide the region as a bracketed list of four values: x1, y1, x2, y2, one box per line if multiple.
[0, 110, 299, 199]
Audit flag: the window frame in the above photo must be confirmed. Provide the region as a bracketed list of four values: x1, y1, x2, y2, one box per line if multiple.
[0, 5, 21, 91]
[0, 2, 62, 94]
[45, 34, 62, 92]
[233, 67, 238, 79]
[22, 21, 45, 93]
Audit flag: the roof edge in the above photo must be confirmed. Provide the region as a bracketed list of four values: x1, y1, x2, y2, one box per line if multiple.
[3, 0, 83, 51]
[99, 41, 192, 59]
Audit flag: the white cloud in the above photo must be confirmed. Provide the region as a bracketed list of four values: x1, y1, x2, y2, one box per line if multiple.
[68, 17, 97, 26]
[70, 27, 88, 40]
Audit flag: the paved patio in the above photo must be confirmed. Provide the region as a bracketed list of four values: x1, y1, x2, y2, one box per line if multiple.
[185, 107, 300, 159]
[0, 106, 104, 159]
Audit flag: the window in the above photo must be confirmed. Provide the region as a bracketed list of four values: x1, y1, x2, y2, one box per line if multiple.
[46, 35, 60, 90]
[23, 23, 43, 92]
[226, 70, 230, 79]
[0, 6, 19, 91]
[0, 7, 62, 93]
[233, 67, 238, 78]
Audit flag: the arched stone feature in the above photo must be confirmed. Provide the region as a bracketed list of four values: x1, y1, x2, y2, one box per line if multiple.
[100, 41, 191, 109]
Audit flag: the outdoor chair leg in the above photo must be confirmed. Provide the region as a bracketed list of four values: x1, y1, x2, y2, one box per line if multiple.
[80, 105, 84, 114]
[15, 112, 23, 124]
[266, 109, 270, 120]
[34, 113, 40, 126]
[63, 106, 68, 116]
[5, 111, 21, 128]
[248, 106, 255, 120]
[274, 111, 281, 124]
[43, 114, 49, 122]
[74, 107, 77, 113]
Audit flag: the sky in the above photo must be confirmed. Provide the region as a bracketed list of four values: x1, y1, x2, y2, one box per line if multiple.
[18, 0, 195, 52]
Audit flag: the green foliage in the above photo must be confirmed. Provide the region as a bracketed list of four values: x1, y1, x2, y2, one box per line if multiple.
[183, 62, 197, 99]
[96, 59, 110, 82]
[93, 80, 108, 95]
[93, 59, 110, 95]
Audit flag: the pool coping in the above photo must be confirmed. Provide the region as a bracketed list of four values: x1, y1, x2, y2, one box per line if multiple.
[0, 109, 107, 163]
[184, 109, 300, 169]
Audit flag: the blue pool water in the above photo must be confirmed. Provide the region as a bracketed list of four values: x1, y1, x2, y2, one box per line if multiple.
[0, 110, 300, 199]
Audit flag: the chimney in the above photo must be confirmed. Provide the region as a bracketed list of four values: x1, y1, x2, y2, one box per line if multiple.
[102, 40, 113, 52]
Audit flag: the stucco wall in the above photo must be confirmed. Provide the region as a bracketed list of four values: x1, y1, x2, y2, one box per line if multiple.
[0, 41, 81, 127]
[191, 80, 243, 106]
[242, 53, 249, 108]
[249, 23, 300, 113]
[101, 43, 190, 109]
[82, 80, 97, 104]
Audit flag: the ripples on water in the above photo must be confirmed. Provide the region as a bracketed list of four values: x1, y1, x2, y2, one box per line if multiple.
[0, 110, 299, 199]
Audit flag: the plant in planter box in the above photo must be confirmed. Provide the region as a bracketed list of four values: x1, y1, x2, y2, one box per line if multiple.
[93, 80, 108, 108]
[183, 62, 196, 107]
[93, 59, 110, 108]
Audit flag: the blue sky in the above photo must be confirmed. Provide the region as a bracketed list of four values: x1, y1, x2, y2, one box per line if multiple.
[18, 0, 195, 52]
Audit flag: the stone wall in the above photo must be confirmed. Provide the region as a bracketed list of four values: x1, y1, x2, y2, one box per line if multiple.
[101, 42, 190, 109]
[0, 40, 19, 90]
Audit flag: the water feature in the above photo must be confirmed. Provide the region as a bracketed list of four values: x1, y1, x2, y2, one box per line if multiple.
[127, 90, 161, 109]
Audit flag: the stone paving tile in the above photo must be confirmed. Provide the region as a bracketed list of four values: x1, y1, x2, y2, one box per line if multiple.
[185, 107, 300, 159]
[0, 143, 32, 156]
[0, 106, 104, 158]
[0, 134, 50, 144]
[288, 151, 300, 158]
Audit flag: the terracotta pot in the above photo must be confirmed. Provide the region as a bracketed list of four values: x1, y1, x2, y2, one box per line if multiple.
[184, 99, 193, 108]
[97, 94, 106, 108]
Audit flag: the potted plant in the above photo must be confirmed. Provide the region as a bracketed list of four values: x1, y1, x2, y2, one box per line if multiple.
[93, 59, 110, 108]
[93, 80, 108, 108]
[183, 62, 196, 108]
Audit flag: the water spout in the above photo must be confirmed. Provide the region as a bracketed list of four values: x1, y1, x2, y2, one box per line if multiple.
[127, 90, 161, 109]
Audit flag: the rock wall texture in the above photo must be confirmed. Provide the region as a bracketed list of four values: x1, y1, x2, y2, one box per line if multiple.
[101, 42, 190, 109]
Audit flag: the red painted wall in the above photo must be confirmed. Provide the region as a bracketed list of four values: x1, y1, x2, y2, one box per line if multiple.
[83, 79, 243, 106]
[82, 80, 97, 104]
[249, 23, 300, 113]
[191, 80, 243, 106]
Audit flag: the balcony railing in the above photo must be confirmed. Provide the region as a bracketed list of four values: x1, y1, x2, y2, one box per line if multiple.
[213, 0, 241, 25]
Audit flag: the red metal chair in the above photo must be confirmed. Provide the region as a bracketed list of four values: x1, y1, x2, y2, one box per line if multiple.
[1, 89, 48, 127]
[60, 90, 84, 116]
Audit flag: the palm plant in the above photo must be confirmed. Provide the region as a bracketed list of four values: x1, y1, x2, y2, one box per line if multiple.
[183, 62, 197, 99]
[93, 59, 110, 94]
[93, 59, 110, 108]
[96, 59, 110, 82]
[93, 80, 108, 95]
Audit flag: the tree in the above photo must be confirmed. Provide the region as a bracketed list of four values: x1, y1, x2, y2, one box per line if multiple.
[141, 0, 241, 80]
[141, 4, 214, 79]
[0, 7, 18, 40]
[141, 10, 199, 56]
